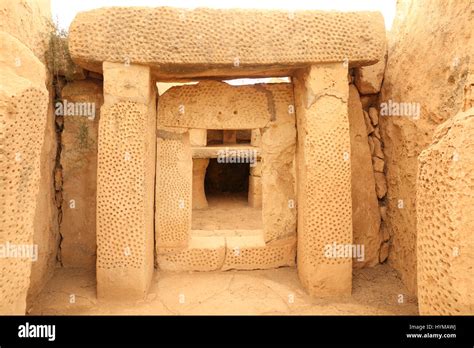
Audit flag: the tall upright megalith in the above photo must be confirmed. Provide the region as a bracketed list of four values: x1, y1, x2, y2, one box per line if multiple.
[293, 64, 353, 297]
[96, 62, 156, 300]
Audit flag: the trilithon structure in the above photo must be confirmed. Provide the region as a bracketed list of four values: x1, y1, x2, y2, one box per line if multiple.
[65, 7, 386, 299]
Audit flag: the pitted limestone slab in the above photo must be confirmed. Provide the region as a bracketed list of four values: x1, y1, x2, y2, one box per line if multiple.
[294, 64, 353, 297]
[222, 236, 296, 271]
[417, 107, 474, 315]
[96, 63, 156, 300]
[157, 235, 226, 272]
[96, 100, 156, 299]
[158, 81, 272, 129]
[0, 48, 48, 313]
[155, 132, 192, 249]
[69, 7, 386, 78]
[156, 233, 296, 272]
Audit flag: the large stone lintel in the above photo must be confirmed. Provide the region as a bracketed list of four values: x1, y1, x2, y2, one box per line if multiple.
[69, 7, 386, 79]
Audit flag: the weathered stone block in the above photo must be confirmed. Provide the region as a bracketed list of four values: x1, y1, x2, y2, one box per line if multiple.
[158, 81, 272, 129]
[96, 63, 156, 300]
[354, 45, 387, 94]
[417, 107, 474, 314]
[69, 7, 386, 78]
[248, 175, 262, 208]
[348, 85, 381, 268]
[0, 32, 48, 314]
[294, 64, 352, 297]
[155, 131, 192, 249]
[189, 129, 207, 146]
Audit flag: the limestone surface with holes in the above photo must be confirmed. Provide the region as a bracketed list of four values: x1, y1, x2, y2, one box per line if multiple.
[294, 64, 353, 297]
[96, 62, 156, 300]
[417, 107, 474, 315]
[68, 7, 386, 79]
[0, 32, 48, 314]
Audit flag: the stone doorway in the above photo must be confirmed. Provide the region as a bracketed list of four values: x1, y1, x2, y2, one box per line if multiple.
[75, 6, 385, 301]
[155, 81, 297, 274]
[192, 159, 263, 231]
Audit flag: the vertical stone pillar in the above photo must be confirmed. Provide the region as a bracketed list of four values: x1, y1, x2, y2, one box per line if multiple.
[260, 84, 297, 242]
[96, 62, 156, 300]
[189, 129, 208, 210]
[249, 128, 262, 208]
[192, 159, 209, 209]
[248, 173, 262, 208]
[293, 64, 352, 297]
[155, 129, 192, 249]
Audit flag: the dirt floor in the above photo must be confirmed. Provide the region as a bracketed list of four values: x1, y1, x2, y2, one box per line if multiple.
[192, 193, 263, 230]
[28, 264, 418, 315]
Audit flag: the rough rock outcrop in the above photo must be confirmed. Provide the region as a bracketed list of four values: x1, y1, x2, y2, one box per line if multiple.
[379, 0, 473, 294]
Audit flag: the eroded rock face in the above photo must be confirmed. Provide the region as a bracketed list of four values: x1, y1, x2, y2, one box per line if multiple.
[348, 85, 381, 268]
[417, 107, 474, 314]
[260, 84, 297, 242]
[379, 0, 473, 295]
[0, 0, 52, 61]
[1, 0, 62, 312]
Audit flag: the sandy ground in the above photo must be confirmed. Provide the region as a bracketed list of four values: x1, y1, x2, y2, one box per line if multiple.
[29, 264, 418, 315]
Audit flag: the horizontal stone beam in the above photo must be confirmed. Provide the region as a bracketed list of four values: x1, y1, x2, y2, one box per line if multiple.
[69, 7, 386, 78]
[192, 145, 261, 159]
[158, 81, 272, 129]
